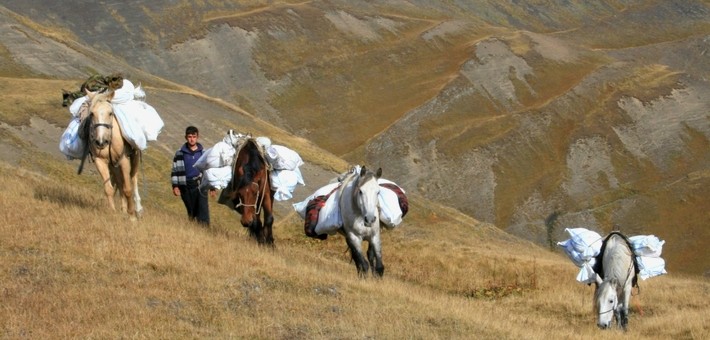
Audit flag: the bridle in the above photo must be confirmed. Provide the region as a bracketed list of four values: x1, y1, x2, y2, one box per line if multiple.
[88, 103, 125, 167]
[89, 100, 115, 138]
[234, 172, 269, 215]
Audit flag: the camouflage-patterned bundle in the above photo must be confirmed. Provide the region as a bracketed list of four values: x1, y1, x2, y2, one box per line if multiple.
[62, 73, 125, 107]
[81, 73, 124, 93]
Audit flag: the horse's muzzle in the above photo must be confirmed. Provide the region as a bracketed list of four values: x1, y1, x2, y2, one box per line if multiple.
[94, 139, 109, 149]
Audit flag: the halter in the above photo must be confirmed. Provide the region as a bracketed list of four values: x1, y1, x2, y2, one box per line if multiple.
[93, 122, 113, 130]
[598, 307, 615, 316]
[234, 174, 269, 215]
[88, 102, 126, 167]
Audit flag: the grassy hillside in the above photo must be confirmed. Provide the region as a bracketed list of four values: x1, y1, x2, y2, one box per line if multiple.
[2, 163, 709, 339]
[0, 4, 708, 337]
[0, 70, 706, 339]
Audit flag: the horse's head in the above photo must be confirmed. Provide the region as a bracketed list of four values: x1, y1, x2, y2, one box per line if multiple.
[355, 166, 382, 225]
[594, 275, 619, 329]
[232, 140, 268, 228]
[86, 90, 115, 150]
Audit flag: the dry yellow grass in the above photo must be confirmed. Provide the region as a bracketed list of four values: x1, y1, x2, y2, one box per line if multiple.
[1, 163, 707, 339]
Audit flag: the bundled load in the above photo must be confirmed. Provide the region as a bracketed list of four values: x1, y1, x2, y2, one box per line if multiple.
[262, 138, 306, 201]
[293, 165, 409, 239]
[558, 228, 667, 284]
[195, 130, 245, 190]
[197, 133, 305, 201]
[110, 79, 164, 149]
[59, 118, 85, 159]
[628, 235, 667, 280]
[377, 178, 408, 228]
[59, 74, 164, 159]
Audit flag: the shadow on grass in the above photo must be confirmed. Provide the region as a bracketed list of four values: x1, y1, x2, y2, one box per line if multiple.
[34, 184, 101, 209]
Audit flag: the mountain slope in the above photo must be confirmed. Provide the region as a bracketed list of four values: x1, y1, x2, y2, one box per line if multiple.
[1, 1, 707, 277]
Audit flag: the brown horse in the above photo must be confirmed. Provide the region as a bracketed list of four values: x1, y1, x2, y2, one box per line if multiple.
[85, 90, 143, 221]
[230, 138, 274, 245]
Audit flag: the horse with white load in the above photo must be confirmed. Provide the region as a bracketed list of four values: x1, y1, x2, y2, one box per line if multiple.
[84, 89, 143, 220]
[558, 228, 667, 331]
[592, 232, 637, 330]
[337, 166, 385, 277]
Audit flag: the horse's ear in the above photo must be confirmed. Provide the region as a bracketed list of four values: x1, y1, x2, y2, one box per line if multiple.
[376, 167, 382, 178]
[106, 90, 115, 102]
[360, 166, 367, 177]
[595, 273, 603, 285]
[85, 89, 95, 100]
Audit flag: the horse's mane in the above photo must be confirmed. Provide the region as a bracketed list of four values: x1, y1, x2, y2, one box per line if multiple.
[236, 139, 266, 190]
[593, 231, 639, 288]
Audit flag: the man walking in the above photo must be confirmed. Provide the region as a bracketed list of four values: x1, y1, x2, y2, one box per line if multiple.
[171, 126, 213, 225]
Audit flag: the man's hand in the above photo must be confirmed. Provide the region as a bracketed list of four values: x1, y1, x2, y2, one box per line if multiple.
[173, 187, 181, 196]
[209, 189, 217, 198]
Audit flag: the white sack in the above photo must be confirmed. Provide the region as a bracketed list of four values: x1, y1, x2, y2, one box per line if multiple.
[576, 261, 598, 285]
[314, 190, 343, 235]
[256, 136, 271, 148]
[270, 168, 305, 201]
[637, 256, 667, 280]
[557, 228, 603, 268]
[134, 101, 163, 141]
[113, 109, 147, 150]
[266, 145, 303, 171]
[194, 147, 214, 171]
[195, 142, 236, 170]
[111, 79, 164, 148]
[69, 96, 87, 118]
[378, 181, 404, 228]
[293, 182, 341, 219]
[629, 235, 665, 258]
[59, 118, 84, 159]
[199, 166, 233, 190]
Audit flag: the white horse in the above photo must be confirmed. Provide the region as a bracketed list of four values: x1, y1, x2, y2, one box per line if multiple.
[85, 90, 143, 221]
[594, 232, 636, 330]
[338, 165, 383, 277]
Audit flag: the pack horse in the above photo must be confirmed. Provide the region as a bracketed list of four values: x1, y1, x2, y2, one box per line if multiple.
[84, 90, 143, 220]
[593, 232, 637, 330]
[339, 166, 384, 277]
[229, 138, 275, 245]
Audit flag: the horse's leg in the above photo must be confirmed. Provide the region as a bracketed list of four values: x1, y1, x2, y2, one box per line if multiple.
[117, 158, 136, 220]
[263, 212, 274, 246]
[94, 158, 116, 211]
[344, 232, 368, 277]
[263, 192, 275, 245]
[620, 286, 632, 330]
[131, 151, 143, 218]
[250, 219, 264, 243]
[112, 167, 128, 213]
[367, 234, 385, 277]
